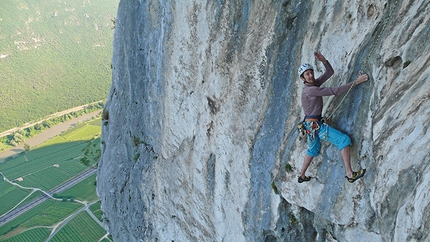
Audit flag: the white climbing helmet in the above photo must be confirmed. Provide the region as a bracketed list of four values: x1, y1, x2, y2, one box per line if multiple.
[298, 63, 313, 77]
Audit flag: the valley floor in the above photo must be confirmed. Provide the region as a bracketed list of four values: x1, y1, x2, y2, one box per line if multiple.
[0, 110, 101, 163]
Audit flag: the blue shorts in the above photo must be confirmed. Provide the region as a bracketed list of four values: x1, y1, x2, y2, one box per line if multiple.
[305, 122, 351, 157]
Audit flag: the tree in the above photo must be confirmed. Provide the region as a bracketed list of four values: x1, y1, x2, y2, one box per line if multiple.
[34, 123, 43, 130]
[10, 132, 24, 146]
[9, 139, 18, 147]
[42, 120, 52, 128]
[24, 143, 31, 152]
[80, 138, 101, 166]
[24, 126, 35, 137]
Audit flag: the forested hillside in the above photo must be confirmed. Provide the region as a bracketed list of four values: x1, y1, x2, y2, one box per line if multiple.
[0, 0, 118, 132]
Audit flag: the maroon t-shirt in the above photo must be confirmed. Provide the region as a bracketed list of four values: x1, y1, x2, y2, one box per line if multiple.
[301, 61, 354, 117]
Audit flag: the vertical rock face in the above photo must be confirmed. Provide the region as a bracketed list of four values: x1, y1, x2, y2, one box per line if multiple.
[97, 0, 429, 241]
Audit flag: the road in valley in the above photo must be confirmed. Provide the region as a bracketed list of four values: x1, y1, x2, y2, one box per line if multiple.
[0, 168, 97, 227]
[45, 200, 105, 241]
[0, 106, 103, 233]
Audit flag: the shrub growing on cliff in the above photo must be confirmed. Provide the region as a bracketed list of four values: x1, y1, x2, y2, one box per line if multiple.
[285, 163, 292, 172]
[133, 136, 143, 146]
[271, 181, 279, 195]
[102, 109, 109, 125]
[133, 153, 140, 161]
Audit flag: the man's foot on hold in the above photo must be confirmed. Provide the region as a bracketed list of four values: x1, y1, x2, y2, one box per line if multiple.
[298, 176, 311, 183]
[345, 169, 366, 183]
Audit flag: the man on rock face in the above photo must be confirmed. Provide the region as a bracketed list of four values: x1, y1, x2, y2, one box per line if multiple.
[297, 51, 368, 184]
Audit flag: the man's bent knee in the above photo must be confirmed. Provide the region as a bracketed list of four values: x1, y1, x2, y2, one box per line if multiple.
[338, 135, 351, 150]
[306, 149, 320, 157]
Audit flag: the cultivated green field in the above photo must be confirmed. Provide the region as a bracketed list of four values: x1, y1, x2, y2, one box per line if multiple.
[50, 211, 107, 242]
[0, 198, 83, 239]
[0, 118, 110, 241]
[57, 173, 99, 202]
[0, 180, 31, 216]
[0, 120, 101, 190]
[0, 0, 118, 132]
[89, 202, 103, 222]
[1, 228, 51, 242]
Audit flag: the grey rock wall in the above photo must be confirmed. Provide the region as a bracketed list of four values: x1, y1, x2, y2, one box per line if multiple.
[97, 0, 430, 241]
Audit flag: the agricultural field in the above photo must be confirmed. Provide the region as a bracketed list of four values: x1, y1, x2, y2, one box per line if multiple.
[0, 179, 31, 216]
[0, 118, 110, 241]
[89, 202, 103, 222]
[1, 228, 51, 242]
[57, 173, 99, 202]
[50, 211, 107, 242]
[0, 120, 101, 190]
[0, 0, 118, 132]
[0, 198, 83, 239]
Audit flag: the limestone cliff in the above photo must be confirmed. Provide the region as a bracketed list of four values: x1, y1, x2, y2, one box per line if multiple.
[97, 0, 430, 241]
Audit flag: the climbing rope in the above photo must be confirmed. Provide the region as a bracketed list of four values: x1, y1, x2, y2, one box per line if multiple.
[325, 0, 399, 121]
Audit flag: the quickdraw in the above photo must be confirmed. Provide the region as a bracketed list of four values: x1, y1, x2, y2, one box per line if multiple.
[297, 120, 321, 141]
[297, 122, 306, 138]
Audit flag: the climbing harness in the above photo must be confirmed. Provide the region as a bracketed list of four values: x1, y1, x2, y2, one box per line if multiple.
[297, 121, 310, 141]
[325, 0, 399, 121]
[307, 121, 320, 140]
[297, 116, 322, 141]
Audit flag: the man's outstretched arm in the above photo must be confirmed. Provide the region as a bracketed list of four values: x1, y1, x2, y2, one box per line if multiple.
[307, 74, 369, 97]
[314, 51, 334, 86]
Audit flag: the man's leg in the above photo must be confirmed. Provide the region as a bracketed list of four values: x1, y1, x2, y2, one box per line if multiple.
[321, 124, 354, 178]
[341, 146, 353, 178]
[299, 154, 314, 179]
[299, 134, 320, 180]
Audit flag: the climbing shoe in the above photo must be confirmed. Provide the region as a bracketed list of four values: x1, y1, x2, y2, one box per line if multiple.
[345, 169, 366, 183]
[298, 176, 311, 183]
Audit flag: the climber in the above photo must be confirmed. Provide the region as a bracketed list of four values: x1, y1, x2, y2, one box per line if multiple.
[297, 51, 368, 184]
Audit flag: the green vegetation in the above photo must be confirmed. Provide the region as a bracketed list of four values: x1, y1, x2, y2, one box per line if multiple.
[0, 0, 117, 239]
[133, 136, 144, 146]
[0, 0, 118, 132]
[102, 109, 109, 125]
[1, 228, 51, 242]
[133, 152, 140, 161]
[0, 179, 31, 215]
[50, 211, 107, 242]
[289, 213, 297, 224]
[1, 121, 100, 191]
[271, 181, 279, 195]
[89, 202, 103, 222]
[285, 163, 292, 172]
[0, 199, 82, 236]
[0, 117, 109, 241]
[1, 190, 46, 214]
[0, 102, 104, 152]
[24, 201, 83, 228]
[0, 142, 10, 152]
[80, 138, 101, 166]
[57, 174, 98, 202]
[52, 193, 75, 202]
[102, 236, 114, 242]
